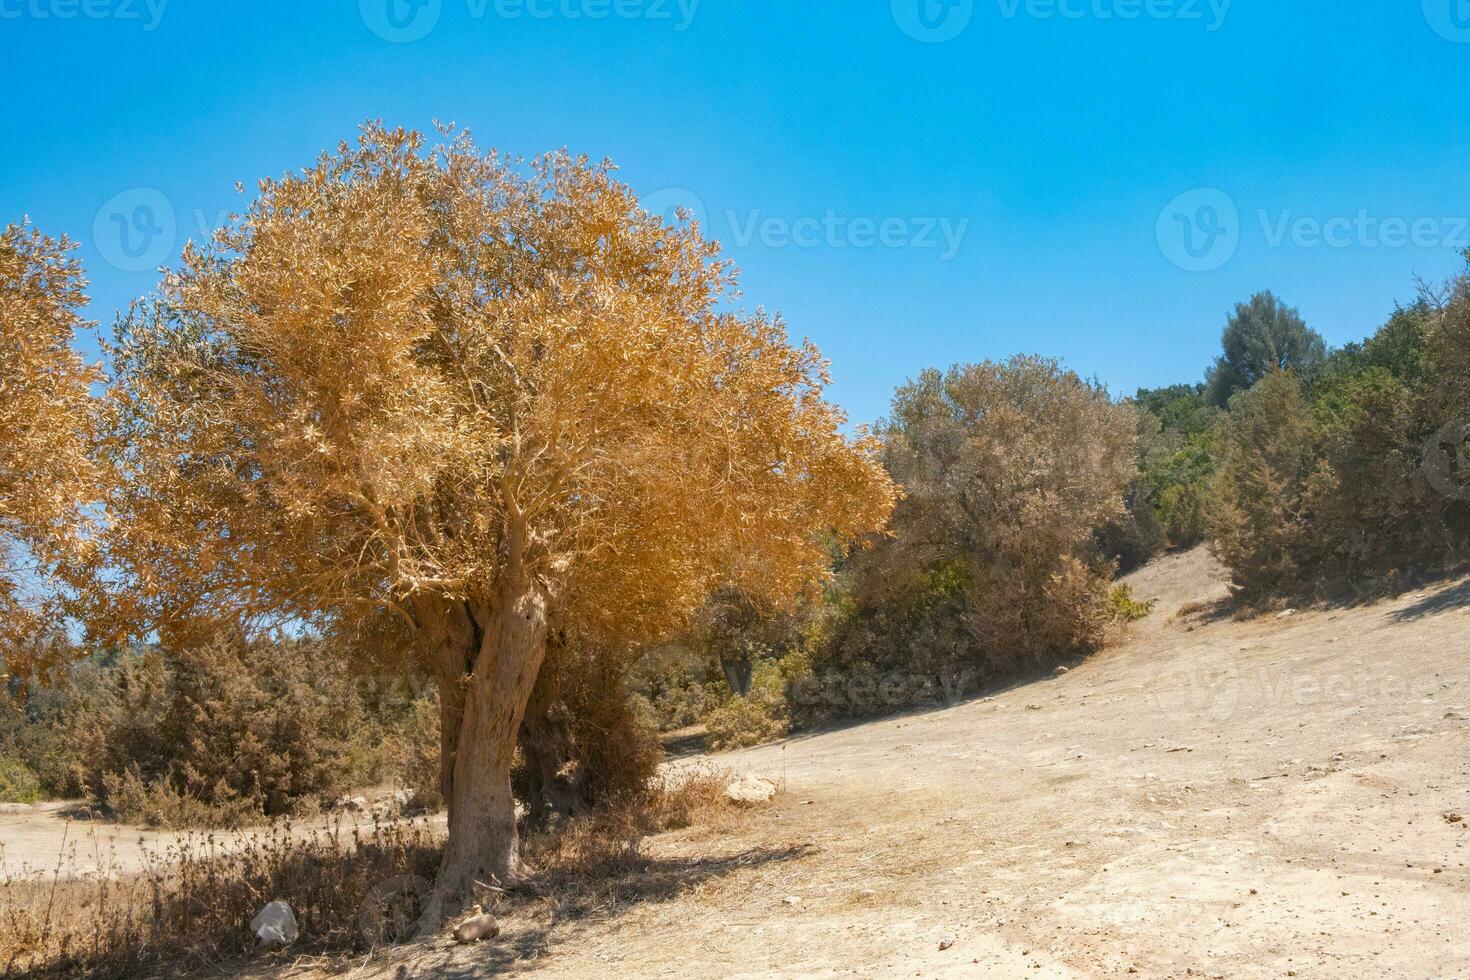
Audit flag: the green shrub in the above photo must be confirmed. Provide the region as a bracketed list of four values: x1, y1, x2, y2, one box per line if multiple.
[72, 635, 385, 826]
[1105, 584, 1155, 622]
[0, 754, 41, 803]
[705, 659, 790, 751]
[386, 693, 443, 813]
[1210, 370, 1315, 599]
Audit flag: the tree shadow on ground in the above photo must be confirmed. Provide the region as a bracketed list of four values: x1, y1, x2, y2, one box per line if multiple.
[373, 843, 815, 977]
[1389, 577, 1470, 623]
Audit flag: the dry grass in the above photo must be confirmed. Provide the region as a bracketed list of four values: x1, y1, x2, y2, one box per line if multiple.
[0, 769, 742, 979]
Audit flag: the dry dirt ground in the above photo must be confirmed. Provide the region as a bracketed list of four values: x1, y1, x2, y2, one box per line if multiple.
[9, 548, 1470, 977]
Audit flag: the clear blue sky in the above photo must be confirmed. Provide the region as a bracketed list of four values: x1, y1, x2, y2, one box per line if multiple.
[3, 1, 1467, 426]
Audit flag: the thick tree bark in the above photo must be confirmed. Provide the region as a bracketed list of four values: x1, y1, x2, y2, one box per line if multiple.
[417, 578, 549, 932]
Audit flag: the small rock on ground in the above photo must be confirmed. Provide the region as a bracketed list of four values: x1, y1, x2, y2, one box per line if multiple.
[726, 774, 778, 805]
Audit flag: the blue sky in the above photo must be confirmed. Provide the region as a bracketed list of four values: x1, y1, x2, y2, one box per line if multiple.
[2, 0, 1467, 427]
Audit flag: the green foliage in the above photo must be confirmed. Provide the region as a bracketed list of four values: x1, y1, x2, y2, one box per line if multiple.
[704, 658, 791, 751]
[1210, 370, 1315, 598]
[1206, 292, 1326, 407]
[386, 694, 442, 813]
[0, 753, 41, 803]
[1105, 584, 1155, 622]
[70, 635, 385, 826]
[625, 645, 727, 732]
[825, 356, 1138, 691]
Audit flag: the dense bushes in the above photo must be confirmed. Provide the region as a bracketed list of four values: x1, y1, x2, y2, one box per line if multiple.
[1209, 267, 1470, 599]
[808, 356, 1138, 700]
[0, 637, 422, 823]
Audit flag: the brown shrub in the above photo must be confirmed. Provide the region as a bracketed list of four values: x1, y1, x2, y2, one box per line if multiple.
[829, 356, 1138, 685]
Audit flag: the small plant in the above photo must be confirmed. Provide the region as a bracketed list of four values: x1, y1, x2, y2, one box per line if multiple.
[1106, 584, 1155, 622]
[705, 660, 790, 750]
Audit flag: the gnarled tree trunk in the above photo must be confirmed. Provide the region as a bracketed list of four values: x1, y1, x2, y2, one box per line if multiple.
[517, 639, 592, 822]
[416, 578, 549, 932]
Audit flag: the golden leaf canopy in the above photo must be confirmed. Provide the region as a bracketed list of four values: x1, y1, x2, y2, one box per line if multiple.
[101, 124, 895, 657]
[0, 222, 103, 677]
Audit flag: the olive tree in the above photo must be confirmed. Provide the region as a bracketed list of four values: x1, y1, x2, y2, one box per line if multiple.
[0, 222, 101, 677]
[98, 126, 895, 923]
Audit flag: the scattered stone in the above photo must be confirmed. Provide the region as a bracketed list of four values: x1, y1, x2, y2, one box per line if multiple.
[858, 888, 877, 898]
[782, 895, 802, 907]
[1445, 813, 1464, 825]
[1054, 666, 1070, 677]
[250, 900, 299, 948]
[939, 934, 956, 951]
[1276, 609, 1298, 620]
[453, 904, 501, 943]
[725, 774, 778, 806]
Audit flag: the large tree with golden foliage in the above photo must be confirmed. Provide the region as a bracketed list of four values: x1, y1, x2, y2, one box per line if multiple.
[0, 222, 102, 677]
[100, 125, 895, 922]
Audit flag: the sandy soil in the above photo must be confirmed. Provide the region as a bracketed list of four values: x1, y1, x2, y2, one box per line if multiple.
[10, 548, 1470, 977]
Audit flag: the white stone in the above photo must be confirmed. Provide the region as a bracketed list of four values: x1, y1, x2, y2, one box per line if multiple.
[725, 774, 778, 805]
[251, 900, 299, 947]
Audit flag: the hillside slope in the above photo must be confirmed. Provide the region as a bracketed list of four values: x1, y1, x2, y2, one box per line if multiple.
[318, 548, 1470, 978]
